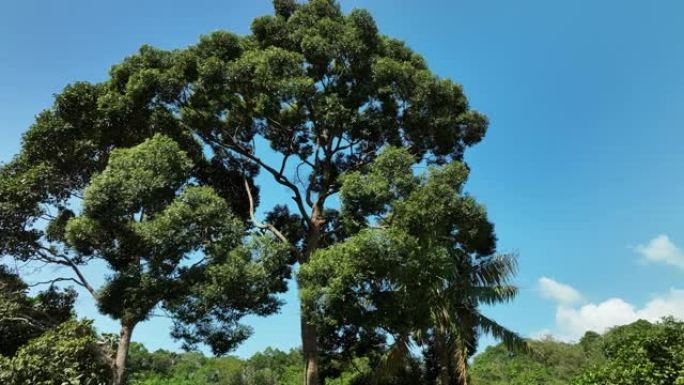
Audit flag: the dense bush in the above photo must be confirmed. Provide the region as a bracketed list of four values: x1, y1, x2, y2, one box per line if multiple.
[575, 318, 684, 385]
[0, 265, 76, 357]
[470, 336, 600, 384]
[0, 320, 111, 385]
[471, 318, 684, 385]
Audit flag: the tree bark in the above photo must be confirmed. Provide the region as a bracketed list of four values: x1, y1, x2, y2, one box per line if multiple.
[111, 322, 135, 385]
[301, 315, 320, 385]
[436, 332, 451, 385]
[300, 205, 325, 385]
[454, 343, 468, 385]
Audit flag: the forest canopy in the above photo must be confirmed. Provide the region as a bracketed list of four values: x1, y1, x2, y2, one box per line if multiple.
[0, 1, 516, 384]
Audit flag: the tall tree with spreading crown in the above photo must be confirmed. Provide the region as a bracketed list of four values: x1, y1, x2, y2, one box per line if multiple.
[0, 1, 491, 384]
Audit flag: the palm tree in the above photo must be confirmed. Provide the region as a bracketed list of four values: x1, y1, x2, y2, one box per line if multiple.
[370, 254, 526, 385]
[421, 252, 525, 385]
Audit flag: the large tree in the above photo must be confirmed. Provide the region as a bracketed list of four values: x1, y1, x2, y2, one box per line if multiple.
[1, 1, 489, 384]
[299, 147, 524, 385]
[62, 134, 289, 385]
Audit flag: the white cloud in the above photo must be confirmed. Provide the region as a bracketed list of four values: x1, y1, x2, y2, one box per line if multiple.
[636, 289, 684, 320]
[538, 277, 583, 305]
[635, 234, 684, 269]
[555, 298, 637, 340]
[529, 328, 555, 340]
[536, 282, 684, 341]
[532, 236, 684, 341]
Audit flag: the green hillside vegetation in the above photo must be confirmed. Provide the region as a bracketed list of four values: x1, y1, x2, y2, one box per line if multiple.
[470, 335, 602, 384]
[123, 317, 684, 385]
[471, 317, 684, 385]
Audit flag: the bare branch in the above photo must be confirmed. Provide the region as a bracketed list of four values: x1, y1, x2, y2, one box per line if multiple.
[148, 312, 173, 319]
[0, 317, 43, 329]
[279, 153, 291, 176]
[61, 257, 97, 299]
[206, 136, 312, 227]
[35, 247, 98, 299]
[28, 277, 85, 288]
[243, 178, 291, 246]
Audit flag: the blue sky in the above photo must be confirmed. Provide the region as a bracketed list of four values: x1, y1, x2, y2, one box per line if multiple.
[2, 0, 684, 356]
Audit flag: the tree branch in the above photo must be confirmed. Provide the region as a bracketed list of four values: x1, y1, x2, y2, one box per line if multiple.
[206, 136, 312, 227]
[279, 153, 291, 176]
[28, 277, 85, 288]
[36, 247, 98, 299]
[0, 317, 44, 329]
[61, 256, 98, 299]
[243, 178, 291, 246]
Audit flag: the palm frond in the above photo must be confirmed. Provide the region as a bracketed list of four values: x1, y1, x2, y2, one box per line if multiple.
[467, 285, 518, 305]
[476, 312, 529, 353]
[471, 253, 517, 287]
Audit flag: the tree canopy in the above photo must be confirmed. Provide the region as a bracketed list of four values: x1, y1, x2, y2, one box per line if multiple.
[59, 134, 291, 384]
[0, 1, 498, 384]
[63, 133, 289, 350]
[300, 146, 523, 384]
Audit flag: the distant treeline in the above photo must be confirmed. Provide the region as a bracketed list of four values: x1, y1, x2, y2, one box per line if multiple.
[127, 317, 684, 385]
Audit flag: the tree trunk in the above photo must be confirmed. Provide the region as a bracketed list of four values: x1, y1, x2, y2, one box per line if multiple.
[436, 332, 451, 385]
[301, 316, 320, 385]
[300, 206, 324, 385]
[454, 343, 468, 385]
[112, 322, 135, 385]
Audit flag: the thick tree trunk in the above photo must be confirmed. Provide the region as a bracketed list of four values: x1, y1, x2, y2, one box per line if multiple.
[111, 322, 135, 385]
[300, 206, 324, 385]
[301, 316, 320, 385]
[436, 332, 451, 385]
[454, 344, 468, 385]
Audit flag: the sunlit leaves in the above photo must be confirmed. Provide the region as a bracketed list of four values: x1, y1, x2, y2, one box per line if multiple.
[62, 134, 289, 352]
[0, 320, 111, 385]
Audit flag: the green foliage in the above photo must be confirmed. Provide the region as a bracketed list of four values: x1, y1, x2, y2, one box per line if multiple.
[0, 264, 76, 357]
[470, 318, 684, 385]
[300, 147, 523, 382]
[127, 346, 303, 385]
[0, 160, 55, 259]
[71, 132, 194, 222]
[0, 320, 111, 385]
[470, 337, 599, 385]
[64, 134, 239, 326]
[123, 318, 684, 385]
[169, 234, 291, 355]
[1, 0, 487, 285]
[574, 318, 684, 385]
[64, 134, 290, 354]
